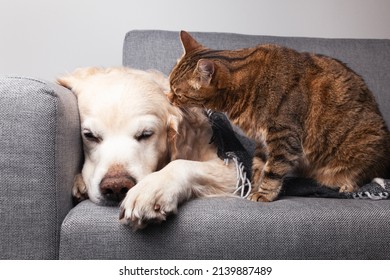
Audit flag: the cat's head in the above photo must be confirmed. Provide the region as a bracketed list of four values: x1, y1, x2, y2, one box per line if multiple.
[168, 31, 229, 111]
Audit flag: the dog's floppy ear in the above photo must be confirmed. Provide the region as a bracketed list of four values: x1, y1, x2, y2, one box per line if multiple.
[57, 67, 103, 94]
[147, 69, 170, 92]
[57, 73, 78, 91]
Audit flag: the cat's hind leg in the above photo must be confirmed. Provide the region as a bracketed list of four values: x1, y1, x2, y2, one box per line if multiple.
[313, 168, 359, 193]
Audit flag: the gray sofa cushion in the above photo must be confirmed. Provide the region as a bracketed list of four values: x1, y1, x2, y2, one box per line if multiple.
[0, 77, 82, 259]
[123, 30, 390, 127]
[60, 198, 390, 259]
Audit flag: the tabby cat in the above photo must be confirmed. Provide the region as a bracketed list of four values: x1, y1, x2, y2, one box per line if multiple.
[168, 31, 390, 202]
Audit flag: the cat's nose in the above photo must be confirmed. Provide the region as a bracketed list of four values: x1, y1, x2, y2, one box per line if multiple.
[166, 91, 173, 99]
[166, 91, 176, 102]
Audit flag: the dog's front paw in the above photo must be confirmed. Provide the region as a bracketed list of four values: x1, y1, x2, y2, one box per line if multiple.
[119, 172, 182, 230]
[72, 174, 88, 203]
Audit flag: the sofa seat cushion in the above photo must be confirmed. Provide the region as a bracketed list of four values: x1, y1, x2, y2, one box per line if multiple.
[60, 198, 390, 259]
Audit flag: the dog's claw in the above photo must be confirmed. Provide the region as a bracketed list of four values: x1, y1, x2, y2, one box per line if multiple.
[119, 208, 125, 220]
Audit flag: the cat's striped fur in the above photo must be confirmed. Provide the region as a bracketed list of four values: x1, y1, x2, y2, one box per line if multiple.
[168, 31, 390, 202]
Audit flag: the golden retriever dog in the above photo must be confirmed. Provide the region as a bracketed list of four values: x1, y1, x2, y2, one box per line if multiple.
[58, 67, 240, 229]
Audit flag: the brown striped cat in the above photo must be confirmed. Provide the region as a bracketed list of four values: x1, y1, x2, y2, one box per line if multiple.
[168, 31, 390, 202]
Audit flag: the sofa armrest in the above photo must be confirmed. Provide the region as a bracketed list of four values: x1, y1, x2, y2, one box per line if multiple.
[0, 77, 82, 259]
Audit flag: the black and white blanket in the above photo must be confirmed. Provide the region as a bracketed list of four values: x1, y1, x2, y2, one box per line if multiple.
[207, 110, 390, 200]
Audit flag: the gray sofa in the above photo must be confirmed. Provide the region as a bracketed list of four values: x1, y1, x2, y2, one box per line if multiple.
[1, 30, 390, 260]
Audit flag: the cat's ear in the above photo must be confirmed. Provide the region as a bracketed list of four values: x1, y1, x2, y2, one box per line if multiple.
[180, 31, 202, 54]
[196, 59, 214, 86]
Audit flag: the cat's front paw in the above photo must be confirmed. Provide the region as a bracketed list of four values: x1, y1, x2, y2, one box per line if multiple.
[252, 158, 265, 184]
[248, 182, 281, 202]
[250, 174, 283, 202]
[248, 191, 274, 202]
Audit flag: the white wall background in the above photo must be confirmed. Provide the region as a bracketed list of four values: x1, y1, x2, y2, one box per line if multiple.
[1, 0, 389, 81]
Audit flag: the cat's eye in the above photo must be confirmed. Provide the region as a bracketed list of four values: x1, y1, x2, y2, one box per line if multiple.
[173, 87, 182, 94]
[173, 88, 183, 99]
[82, 129, 101, 143]
[135, 130, 154, 141]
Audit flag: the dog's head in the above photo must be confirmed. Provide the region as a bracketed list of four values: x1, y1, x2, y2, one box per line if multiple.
[58, 67, 182, 205]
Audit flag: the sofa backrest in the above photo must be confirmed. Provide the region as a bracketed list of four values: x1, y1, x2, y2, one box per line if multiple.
[123, 30, 390, 126]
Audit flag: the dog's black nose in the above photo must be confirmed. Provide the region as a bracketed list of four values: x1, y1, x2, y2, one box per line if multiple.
[100, 175, 135, 203]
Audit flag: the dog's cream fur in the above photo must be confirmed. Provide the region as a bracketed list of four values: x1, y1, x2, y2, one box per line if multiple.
[58, 67, 237, 229]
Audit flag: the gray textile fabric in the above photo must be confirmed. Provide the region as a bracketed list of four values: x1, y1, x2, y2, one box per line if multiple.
[60, 198, 390, 260]
[0, 77, 82, 259]
[123, 30, 390, 127]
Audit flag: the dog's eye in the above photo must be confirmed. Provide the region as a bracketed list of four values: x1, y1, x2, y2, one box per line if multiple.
[82, 130, 101, 143]
[135, 130, 154, 141]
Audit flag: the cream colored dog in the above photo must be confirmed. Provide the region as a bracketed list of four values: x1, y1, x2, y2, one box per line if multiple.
[58, 67, 238, 229]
